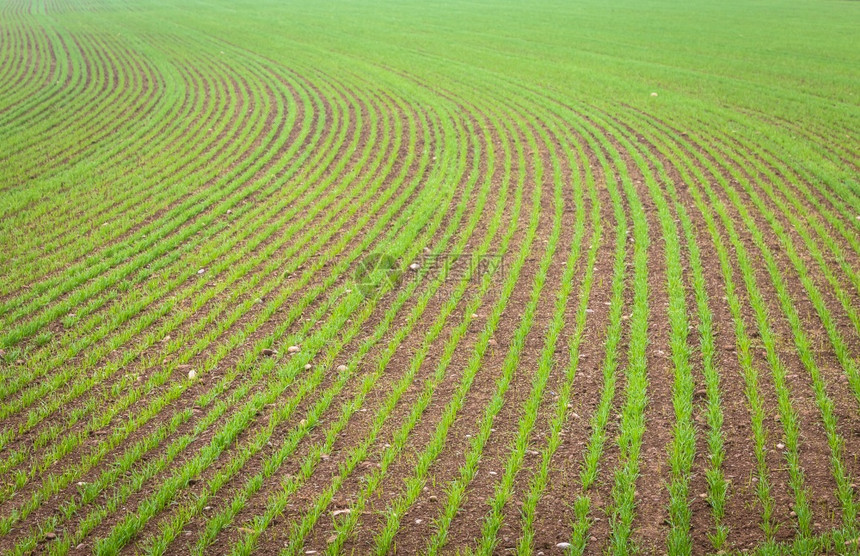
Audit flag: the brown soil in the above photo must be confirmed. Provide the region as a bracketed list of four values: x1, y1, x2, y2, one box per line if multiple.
[2, 22, 858, 556]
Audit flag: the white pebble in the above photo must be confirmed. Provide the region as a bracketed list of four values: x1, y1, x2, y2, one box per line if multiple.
[188, 369, 197, 380]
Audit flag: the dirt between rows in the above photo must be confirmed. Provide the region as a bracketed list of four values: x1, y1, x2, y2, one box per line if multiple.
[0, 73, 430, 552]
[2, 63, 859, 556]
[0, 70, 365, 485]
[233, 105, 523, 556]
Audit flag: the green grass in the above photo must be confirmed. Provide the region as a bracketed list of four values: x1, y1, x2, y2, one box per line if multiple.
[0, 0, 858, 554]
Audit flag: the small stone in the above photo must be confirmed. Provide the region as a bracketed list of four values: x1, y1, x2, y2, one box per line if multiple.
[556, 542, 572, 549]
[262, 348, 277, 356]
[76, 544, 86, 551]
[304, 364, 312, 370]
[429, 495, 437, 502]
[790, 510, 797, 517]
[650, 92, 658, 97]
[415, 518, 423, 524]
[287, 345, 300, 353]
[409, 263, 420, 270]
[45, 532, 56, 540]
[188, 369, 197, 380]
[197, 268, 205, 275]
[16, 359, 24, 365]
[699, 493, 708, 499]
[471, 313, 479, 318]
[226, 209, 233, 214]
[776, 443, 785, 449]
[590, 536, 598, 542]
[332, 508, 351, 516]
[488, 339, 497, 346]
[336, 364, 348, 372]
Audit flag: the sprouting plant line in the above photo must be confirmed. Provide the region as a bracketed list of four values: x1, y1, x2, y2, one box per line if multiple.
[231, 100, 522, 556]
[470, 113, 600, 556]
[4, 85, 433, 549]
[0, 88, 394, 513]
[185, 103, 493, 556]
[423, 107, 566, 556]
[139, 101, 464, 555]
[640, 112, 860, 526]
[514, 122, 602, 556]
[595, 108, 730, 550]
[625, 109, 813, 539]
[0, 92, 426, 535]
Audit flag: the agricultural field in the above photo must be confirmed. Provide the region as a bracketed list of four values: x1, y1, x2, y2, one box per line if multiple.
[0, 0, 859, 554]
